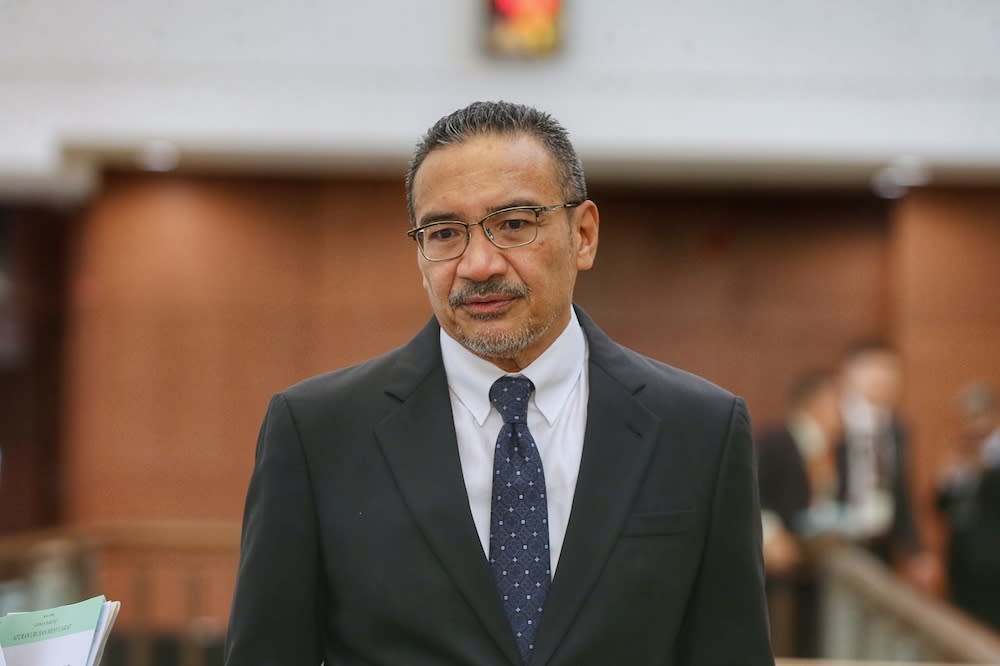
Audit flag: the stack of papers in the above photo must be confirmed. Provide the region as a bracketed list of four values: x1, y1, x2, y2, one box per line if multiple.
[0, 595, 120, 666]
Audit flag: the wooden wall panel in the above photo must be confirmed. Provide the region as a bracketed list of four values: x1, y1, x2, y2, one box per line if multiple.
[63, 177, 898, 630]
[63, 174, 428, 525]
[577, 190, 889, 427]
[64, 183, 894, 527]
[892, 188, 1000, 555]
[0, 209, 68, 532]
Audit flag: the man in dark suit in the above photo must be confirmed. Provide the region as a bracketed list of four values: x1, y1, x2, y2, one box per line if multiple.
[224, 101, 773, 665]
[758, 369, 842, 570]
[937, 382, 1000, 628]
[757, 369, 842, 658]
[836, 340, 937, 589]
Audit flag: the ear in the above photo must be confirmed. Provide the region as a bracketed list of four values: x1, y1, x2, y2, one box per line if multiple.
[420, 263, 430, 292]
[573, 200, 599, 271]
[415, 248, 431, 291]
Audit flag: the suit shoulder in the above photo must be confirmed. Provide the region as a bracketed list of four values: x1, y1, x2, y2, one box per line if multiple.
[756, 426, 794, 450]
[618, 344, 739, 410]
[278, 343, 412, 404]
[579, 308, 742, 425]
[597, 343, 750, 443]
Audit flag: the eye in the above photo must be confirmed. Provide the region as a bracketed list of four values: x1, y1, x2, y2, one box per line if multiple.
[425, 225, 462, 242]
[496, 217, 533, 232]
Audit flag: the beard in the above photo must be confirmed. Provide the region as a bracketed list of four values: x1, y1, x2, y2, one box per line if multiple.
[457, 318, 555, 360]
[448, 277, 554, 360]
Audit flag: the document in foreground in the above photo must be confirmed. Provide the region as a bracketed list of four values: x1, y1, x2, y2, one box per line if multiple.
[0, 595, 120, 666]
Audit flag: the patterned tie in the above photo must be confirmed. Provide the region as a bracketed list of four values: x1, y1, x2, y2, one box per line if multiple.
[489, 375, 550, 663]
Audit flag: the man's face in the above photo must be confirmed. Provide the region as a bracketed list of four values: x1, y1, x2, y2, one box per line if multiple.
[845, 350, 904, 409]
[962, 410, 997, 447]
[806, 381, 844, 441]
[410, 132, 598, 371]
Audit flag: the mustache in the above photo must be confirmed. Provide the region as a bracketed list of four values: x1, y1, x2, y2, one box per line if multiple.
[448, 278, 529, 308]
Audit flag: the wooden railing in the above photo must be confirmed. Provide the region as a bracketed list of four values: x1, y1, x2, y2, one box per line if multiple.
[3, 523, 1000, 665]
[0, 522, 239, 666]
[817, 547, 1000, 663]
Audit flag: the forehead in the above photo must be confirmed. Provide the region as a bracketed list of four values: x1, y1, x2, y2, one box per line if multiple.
[863, 352, 900, 373]
[848, 350, 898, 371]
[411, 133, 562, 218]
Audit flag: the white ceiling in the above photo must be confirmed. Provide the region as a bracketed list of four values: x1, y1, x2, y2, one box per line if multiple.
[1, 0, 998, 201]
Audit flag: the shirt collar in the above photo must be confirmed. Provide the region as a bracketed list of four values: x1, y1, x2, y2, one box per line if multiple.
[983, 428, 1000, 465]
[787, 412, 827, 461]
[440, 309, 587, 427]
[842, 393, 891, 434]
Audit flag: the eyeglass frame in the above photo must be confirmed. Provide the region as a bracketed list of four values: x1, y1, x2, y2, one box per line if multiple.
[406, 202, 582, 262]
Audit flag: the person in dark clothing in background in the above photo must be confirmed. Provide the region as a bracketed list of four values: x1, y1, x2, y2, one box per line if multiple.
[759, 369, 843, 571]
[936, 382, 1000, 628]
[837, 340, 938, 591]
[757, 368, 843, 657]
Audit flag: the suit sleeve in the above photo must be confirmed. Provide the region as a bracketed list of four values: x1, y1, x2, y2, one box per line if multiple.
[889, 425, 924, 556]
[756, 436, 791, 529]
[676, 398, 775, 665]
[225, 394, 326, 666]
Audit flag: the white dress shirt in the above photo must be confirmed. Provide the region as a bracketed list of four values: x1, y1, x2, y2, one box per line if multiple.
[440, 310, 589, 576]
[983, 428, 1000, 466]
[841, 394, 895, 538]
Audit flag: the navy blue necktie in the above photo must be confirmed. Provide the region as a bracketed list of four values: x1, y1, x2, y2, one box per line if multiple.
[489, 376, 550, 663]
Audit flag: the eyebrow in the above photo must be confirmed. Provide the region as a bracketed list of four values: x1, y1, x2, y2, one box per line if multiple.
[417, 198, 543, 227]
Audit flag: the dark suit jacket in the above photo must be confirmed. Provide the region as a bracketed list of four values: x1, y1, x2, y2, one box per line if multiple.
[756, 426, 811, 533]
[225, 308, 773, 665]
[755, 426, 823, 658]
[938, 464, 1000, 629]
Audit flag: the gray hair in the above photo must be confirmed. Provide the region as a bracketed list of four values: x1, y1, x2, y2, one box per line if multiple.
[405, 101, 588, 223]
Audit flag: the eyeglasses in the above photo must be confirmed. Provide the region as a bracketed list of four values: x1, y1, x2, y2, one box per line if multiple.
[407, 202, 581, 262]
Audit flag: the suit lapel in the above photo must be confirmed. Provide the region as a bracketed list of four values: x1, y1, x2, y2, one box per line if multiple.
[374, 319, 522, 666]
[836, 437, 849, 502]
[530, 310, 661, 666]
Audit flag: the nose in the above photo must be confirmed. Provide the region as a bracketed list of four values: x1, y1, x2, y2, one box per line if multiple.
[455, 224, 507, 282]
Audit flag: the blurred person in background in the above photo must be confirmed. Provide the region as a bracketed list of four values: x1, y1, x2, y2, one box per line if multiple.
[225, 101, 773, 666]
[837, 340, 937, 590]
[936, 382, 1000, 628]
[757, 368, 843, 657]
[758, 368, 843, 575]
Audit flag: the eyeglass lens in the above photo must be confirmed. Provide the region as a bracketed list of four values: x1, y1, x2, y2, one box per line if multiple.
[418, 208, 539, 260]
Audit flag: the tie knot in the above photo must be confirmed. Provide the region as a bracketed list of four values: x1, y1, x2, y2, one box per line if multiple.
[490, 376, 534, 425]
